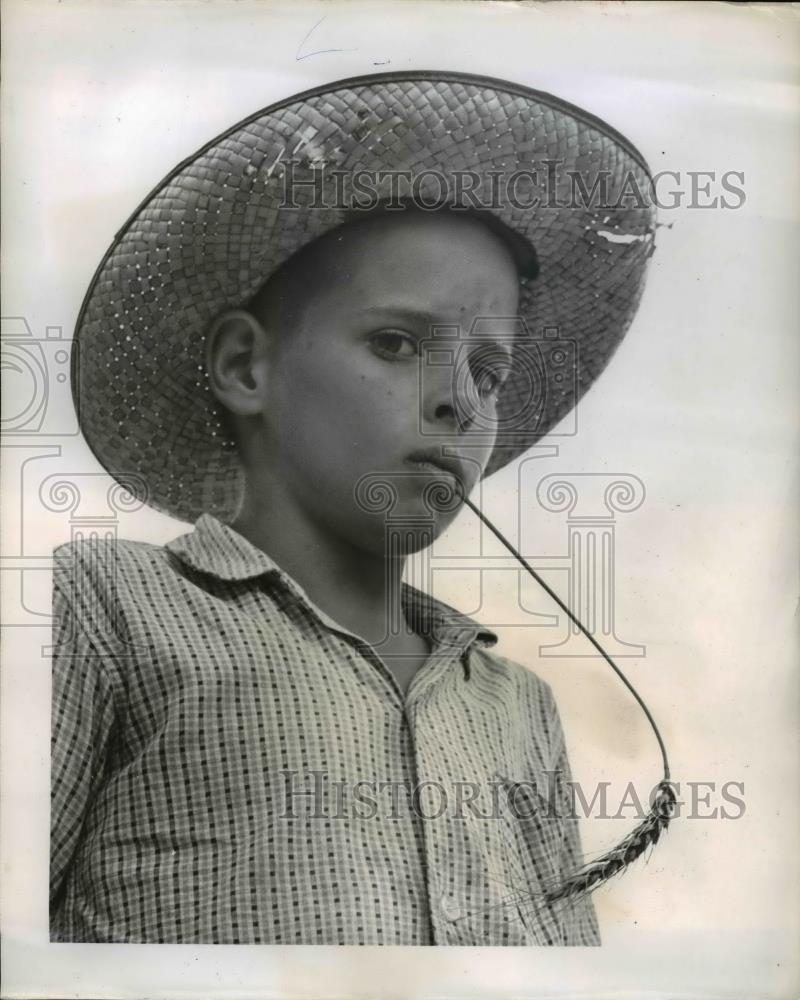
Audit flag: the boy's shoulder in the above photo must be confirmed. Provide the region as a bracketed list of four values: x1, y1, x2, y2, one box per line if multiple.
[52, 533, 176, 596]
[415, 583, 558, 716]
[469, 641, 557, 713]
[53, 533, 167, 568]
[51, 536, 173, 653]
[469, 644, 568, 760]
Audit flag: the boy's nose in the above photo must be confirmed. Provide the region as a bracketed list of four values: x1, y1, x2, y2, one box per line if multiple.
[425, 363, 482, 434]
[433, 397, 473, 433]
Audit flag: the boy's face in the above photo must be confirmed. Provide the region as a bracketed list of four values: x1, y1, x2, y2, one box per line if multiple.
[252, 211, 520, 554]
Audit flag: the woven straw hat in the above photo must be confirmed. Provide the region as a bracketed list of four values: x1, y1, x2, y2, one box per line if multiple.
[73, 71, 656, 523]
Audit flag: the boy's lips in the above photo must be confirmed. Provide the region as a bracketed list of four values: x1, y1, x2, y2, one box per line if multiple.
[404, 449, 467, 490]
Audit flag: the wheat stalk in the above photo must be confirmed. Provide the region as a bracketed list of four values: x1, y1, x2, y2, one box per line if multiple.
[544, 780, 677, 903]
[455, 484, 677, 904]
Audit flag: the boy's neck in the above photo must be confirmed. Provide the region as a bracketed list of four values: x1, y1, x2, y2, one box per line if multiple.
[230, 483, 412, 651]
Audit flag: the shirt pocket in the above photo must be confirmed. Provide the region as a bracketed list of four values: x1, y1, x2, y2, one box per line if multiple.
[496, 775, 570, 945]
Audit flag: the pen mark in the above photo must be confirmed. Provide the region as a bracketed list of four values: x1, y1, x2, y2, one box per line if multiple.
[296, 16, 358, 61]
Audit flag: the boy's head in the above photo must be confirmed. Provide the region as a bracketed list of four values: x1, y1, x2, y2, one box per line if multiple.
[70, 72, 657, 526]
[206, 207, 529, 554]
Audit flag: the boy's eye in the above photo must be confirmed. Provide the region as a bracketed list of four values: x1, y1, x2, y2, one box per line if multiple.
[478, 373, 502, 398]
[469, 352, 512, 400]
[368, 329, 418, 359]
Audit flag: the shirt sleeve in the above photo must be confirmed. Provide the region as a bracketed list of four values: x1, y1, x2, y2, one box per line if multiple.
[541, 681, 602, 946]
[50, 543, 119, 912]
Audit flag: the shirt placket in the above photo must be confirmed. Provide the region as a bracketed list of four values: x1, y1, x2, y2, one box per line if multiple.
[312, 606, 477, 944]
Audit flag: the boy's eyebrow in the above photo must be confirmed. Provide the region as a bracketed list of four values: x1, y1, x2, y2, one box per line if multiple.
[361, 305, 515, 356]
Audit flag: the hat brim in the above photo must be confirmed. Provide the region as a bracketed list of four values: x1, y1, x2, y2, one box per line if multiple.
[73, 71, 656, 523]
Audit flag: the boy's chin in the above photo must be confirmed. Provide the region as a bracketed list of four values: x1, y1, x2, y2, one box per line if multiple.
[349, 504, 459, 558]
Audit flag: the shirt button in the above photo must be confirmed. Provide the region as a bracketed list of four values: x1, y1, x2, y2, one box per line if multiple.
[440, 894, 462, 922]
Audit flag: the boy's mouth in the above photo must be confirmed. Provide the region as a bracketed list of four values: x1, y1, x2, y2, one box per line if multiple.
[404, 450, 466, 487]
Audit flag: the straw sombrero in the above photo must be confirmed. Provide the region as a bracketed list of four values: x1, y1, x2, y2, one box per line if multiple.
[73, 71, 656, 523]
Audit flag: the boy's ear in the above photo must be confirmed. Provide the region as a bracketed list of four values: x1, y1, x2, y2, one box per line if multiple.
[205, 309, 271, 417]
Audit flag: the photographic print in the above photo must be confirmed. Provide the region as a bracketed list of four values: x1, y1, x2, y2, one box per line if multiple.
[1, 1, 798, 997]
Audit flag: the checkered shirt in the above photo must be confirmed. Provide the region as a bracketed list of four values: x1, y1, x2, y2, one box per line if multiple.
[50, 513, 600, 945]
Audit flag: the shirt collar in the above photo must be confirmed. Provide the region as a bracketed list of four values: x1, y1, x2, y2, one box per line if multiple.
[166, 513, 498, 657]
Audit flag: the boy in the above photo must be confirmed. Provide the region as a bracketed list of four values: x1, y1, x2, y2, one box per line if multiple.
[50, 72, 655, 945]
